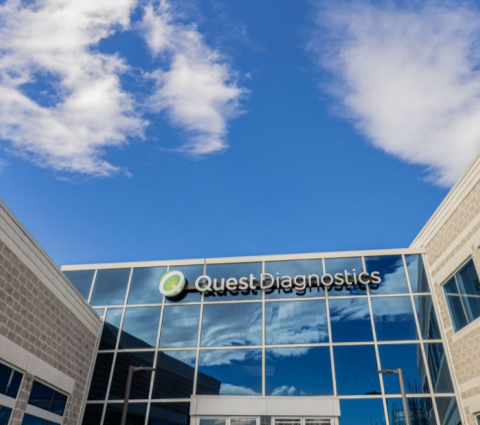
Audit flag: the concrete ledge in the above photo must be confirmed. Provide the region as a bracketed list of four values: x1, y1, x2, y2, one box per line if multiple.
[190, 396, 341, 417]
[0, 334, 74, 394]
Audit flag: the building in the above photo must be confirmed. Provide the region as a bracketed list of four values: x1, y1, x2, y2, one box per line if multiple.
[3, 153, 480, 425]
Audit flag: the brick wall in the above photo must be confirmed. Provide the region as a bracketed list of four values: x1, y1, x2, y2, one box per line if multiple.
[0, 238, 100, 425]
[415, 177, 480, 425]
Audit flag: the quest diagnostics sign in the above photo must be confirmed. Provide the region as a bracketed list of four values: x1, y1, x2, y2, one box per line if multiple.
[159, 268, 381, 298]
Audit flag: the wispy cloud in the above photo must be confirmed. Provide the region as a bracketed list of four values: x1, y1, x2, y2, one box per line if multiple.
[140, 1, 245, 155]
[0, 0, 145, 176]
[309, 0, 480, 187]
[0, 0, 244, 176]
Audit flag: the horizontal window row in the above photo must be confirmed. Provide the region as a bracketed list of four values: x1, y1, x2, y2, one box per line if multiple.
[28, 380, 68, 417]
[88, 342, 454, 401]
[98, 295, 440, 351]
[82, 397, 460, 425]
[64, 255, 430, 306]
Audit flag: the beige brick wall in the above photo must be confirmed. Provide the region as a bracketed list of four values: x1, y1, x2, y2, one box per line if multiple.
[0, 239, 99, 425]
[416, 177, 480, 425]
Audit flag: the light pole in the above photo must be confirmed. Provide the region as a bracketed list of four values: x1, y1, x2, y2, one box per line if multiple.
[377, 368, 411, 425]
[120, 365, 155, 425]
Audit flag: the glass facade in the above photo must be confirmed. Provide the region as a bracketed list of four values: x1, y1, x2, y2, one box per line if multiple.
[70, 254, 459, 425]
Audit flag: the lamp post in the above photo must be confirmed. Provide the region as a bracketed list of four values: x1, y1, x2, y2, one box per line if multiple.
[120, 366, 155, 425]
[377, 368, 410, 425]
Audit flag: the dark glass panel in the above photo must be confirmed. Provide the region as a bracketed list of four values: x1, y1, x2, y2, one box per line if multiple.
[329, 298, 373, 342]
[82, 404, 104, 425]
[266, 347, 333, 395]
[0, 406, 12, 425]
[88, 353, 114, 400]
[152, 351, 196, 399]
[109, 352, 155, 400]
[160, 305, 200, 348]
[435, 397, 461, 425]
[456, 260, 480, 295]
[104, 403, 147, 425]
[405, 255, 430, 293]
[148, 402, 190, 425]
[0, 362, 22, 398]
[29, 380, 67, 416]
[414, 296, 441, 340]
[201, 303, 262, 347]
[128, 267, 166, 305]
[424, 343, 454, 393]
[387, 397, 434, 425]
[443, 278, 458, 295]
[99, 308, 123, 350]
[265, 300, 328, 345]
[379, 344, 429, 394]
[334, 345, 380, 395]
[444, 295, 468, 332]
[119, 307, 161, 349]
[64, 270, 95, 300]
[265, 260, 324, 299]
[166, 265, 203, 303]
[204, 263, 262, 301]
[325, 257, 366, 297]
[339, 399, 386, 425]
[371, 297, 418, 341]
[20, 414, 44, 425]
[366, 256, 409, 295]
[197, 349, 262, 395]
[90, 269, 131, 306]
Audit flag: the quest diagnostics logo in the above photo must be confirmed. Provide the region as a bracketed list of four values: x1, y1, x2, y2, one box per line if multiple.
[159, 270, 186, 298]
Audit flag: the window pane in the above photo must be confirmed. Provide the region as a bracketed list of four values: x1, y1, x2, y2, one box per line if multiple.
[405, 255, 430, 293]
[435, 397, 461, 425]
[0, 362, 22, 398]
[99, 308, 123, 350]
[379, 344, 429, 394]
[152, 351, 196, 399]
[160, 305, 200, 348]
[444, 295, 468, 332]
[325, 257, 366, 297]
[456, 260, 480, 295]
[166, 265, 204, 303]
[119, 307, 161, 349]
[265, 300, 328, 344]
[414, 296, 441, 340]
[266, 347, 333, 395]
[329, 298, 373, 342]
[371, 297, 418, 341]
[201, 303, 262, 347]
[64, 270, 95, 300]
[424, 343, 454, 393]
[148, 402, 190, 425]
[339, 399, 386, 425]
[109, 352, 155, 400]
[366, 256, 409, 295]
[94, 308, 105, 319]
[82, 404, 104, 425]
[90, 269, 131, 306]
[0, 406, 12, 425]
[443, 278, 458, 295]
[88, 353, 114, 400]
[128, 267, 166, 305]
[29, 380, 67, 416]
[204, 263, 262, 301]
[334, 345, 380, 395]
[231, 419, 256, 425]
[197, 349, 262, 395]
[465, 295, 480, 324]
[265, 260, 324, 299]
[104, 403, 147, 425]
[199, 419, 226, 425]
[387, 397, 434, 425]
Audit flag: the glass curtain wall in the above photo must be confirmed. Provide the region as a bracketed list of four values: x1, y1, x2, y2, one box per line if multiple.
[70, 254, 459, 425]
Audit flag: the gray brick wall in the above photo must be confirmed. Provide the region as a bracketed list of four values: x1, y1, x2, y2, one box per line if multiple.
[0, 239, 99, 425]
[421, 179, 480, 425]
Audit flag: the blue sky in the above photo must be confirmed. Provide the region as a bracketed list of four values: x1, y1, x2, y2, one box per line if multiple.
[1, 0, 480, 266]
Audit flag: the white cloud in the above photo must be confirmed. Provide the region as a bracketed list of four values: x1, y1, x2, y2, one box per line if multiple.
[220, 383, 259, 396]
[140, 1, 244, 155]
[271, 385, 298, 396]
[309, 0, 480, 187]
[0, 0, 145, 176]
